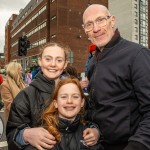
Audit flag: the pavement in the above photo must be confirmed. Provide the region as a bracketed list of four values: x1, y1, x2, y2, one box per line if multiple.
[0, 141, 8, 148]
[0, 110, 8, 149]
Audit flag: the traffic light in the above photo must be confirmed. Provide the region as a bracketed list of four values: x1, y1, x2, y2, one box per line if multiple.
[18, 36, 30, 56]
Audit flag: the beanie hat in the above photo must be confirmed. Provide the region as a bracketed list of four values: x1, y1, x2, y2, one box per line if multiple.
[32, 58, 38, 64]
[89, 43, 96, 53]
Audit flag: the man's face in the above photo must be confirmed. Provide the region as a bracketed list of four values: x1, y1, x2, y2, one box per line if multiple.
[83, 6, 115, 49]
[32, 61, 37, 66]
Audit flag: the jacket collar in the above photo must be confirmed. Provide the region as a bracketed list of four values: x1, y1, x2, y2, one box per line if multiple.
[58, 115, 81, 133]
[105, 28, 121, 49]
[95, 29, 122, 57]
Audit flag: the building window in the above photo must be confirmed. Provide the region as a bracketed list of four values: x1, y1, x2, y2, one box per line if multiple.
[135, 27, 138, 32]
[51, 15, 56, 21]
[135, 35, 138, 40]
[51, 34, 56, 38]
[68, 51, 74, 64]
[134, 11, 138, 17]
[134, 19, 138, 24]
[51, 0, 55, 3]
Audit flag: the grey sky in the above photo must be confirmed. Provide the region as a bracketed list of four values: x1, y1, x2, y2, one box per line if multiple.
[0, 0, 30, 53]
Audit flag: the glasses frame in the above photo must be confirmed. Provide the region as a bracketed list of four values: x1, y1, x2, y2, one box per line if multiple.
[82, 16, 111, 32]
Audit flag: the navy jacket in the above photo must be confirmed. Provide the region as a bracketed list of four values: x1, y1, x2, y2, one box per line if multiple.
[87, 30, 150, 150]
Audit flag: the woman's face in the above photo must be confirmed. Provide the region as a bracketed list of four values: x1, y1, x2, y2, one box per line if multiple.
[38, 45, 68, 80]
[54, 83, 84, 121]
[18, 66, 23, 76]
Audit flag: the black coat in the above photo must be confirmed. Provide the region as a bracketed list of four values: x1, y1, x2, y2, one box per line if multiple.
[6, 71, 55, 150]
[21, 116, 103, 150]
[86, 30, 150, 150]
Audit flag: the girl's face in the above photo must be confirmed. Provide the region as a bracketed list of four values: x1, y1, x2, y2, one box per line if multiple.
[38, 45, 68, 80]
[54, 83, 84, 121]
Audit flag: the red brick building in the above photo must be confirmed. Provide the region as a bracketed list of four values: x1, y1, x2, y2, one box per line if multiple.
[5, 0, 108, 73]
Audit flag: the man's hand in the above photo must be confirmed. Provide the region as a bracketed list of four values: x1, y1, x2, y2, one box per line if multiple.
[23, 127, 56, 150]
[83, 128, 99, 146]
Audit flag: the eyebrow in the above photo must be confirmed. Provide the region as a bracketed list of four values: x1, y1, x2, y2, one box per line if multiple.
[85, 16, 108, 23]
[43, 55, 64, 58]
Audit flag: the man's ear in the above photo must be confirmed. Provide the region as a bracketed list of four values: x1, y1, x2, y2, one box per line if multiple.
[111, 15, 116, 28]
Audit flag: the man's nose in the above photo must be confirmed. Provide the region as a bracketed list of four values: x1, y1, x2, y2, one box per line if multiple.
[93, 22, 100, 32]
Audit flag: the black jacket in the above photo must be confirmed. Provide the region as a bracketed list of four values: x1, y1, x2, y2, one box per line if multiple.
[6, 71, 55, 150]
[21, 116, 103, 150]
[53, 116, 103, 150]
[86, 30, 150, 150]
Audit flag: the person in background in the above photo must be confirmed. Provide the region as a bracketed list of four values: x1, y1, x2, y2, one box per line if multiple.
[25, 69, 32, 85]
[0, 74, 3, 85]
[81, 43, 96, 95]
[0, 73, 4, 110]
[65, 65, 78, 78]
[0, 62, 26, 122]
[81, 4, 150, 150]
[84, 43, 96, 77]
[39, 78, 103, 150]
[31, 59, 40, 80]
[6, 42, 99, 150]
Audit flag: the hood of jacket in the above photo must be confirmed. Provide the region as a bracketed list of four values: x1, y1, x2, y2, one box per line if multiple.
[30, 71, 55, 94]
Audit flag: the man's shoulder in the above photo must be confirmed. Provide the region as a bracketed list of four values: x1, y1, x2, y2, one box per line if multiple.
[121, 38, 144, 48]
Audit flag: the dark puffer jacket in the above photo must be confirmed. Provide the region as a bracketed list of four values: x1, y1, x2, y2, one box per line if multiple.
[6, 71, 55, 150]
[53, 116, 103, 150]
[21, 116, 103, 150]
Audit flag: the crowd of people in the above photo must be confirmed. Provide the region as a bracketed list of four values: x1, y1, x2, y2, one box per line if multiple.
[0, 4, 150, 150]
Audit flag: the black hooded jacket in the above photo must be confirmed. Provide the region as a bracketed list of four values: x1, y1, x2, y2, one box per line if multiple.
[6, 71, 55, 150]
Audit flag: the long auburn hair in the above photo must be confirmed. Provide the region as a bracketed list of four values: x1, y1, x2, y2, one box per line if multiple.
[40, 78, 85, 142]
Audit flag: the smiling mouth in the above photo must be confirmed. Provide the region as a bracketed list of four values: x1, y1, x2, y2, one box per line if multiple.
[48, 69, 57, 72]
[64, 107, 75, 111]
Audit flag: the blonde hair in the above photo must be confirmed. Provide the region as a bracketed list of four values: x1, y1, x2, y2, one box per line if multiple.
[6, 62, 26, 97]
[6, 62, 23, 85]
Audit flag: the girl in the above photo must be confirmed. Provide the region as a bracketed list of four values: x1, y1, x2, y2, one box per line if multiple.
[41, 78, 103, 150]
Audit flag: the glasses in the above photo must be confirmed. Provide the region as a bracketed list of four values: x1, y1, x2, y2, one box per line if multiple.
[82, 16, 111, 32]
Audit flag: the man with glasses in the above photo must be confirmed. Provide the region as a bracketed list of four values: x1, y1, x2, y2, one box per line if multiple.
[81, 4, 150, 150]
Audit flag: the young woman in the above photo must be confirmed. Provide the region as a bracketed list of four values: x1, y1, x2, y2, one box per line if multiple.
[40, 78, 103, 150]
[6, 42, 99, 150]
[1, 62, 26, 122]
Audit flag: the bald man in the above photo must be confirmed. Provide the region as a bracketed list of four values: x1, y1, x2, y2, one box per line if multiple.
[81, 4, 150, 150]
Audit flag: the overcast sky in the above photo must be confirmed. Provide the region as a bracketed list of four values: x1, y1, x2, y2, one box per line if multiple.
[0, 0, 31, 53]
